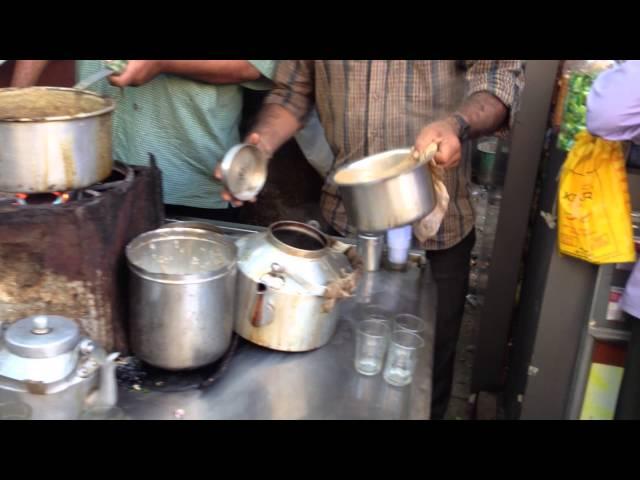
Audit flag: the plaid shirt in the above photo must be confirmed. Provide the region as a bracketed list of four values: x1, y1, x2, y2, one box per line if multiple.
[265, 60, 524, 250]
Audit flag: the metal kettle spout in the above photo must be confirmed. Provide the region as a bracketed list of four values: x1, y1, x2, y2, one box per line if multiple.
[89, 352, 120, 408]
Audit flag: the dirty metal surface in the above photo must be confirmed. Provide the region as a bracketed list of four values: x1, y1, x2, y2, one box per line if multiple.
[118, 221, 435, 420]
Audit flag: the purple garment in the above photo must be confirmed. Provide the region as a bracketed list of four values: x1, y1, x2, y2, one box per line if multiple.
[586, 60, 640, 318]
[586, 60, 640, 144]
[623, 261, 640, 319]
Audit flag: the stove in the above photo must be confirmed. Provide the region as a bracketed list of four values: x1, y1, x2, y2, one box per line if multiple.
[116, 334, 241, 393]
[0, 160, 164, 352]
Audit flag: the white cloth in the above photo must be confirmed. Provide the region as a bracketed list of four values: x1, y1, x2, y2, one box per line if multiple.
[412, 145, 450, 245]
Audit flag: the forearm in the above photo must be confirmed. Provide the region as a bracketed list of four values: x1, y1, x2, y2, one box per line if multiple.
[160, 60, 261, 84]
[11, 60, 51, 87]
[453, 91, 509, 139]
[251, 104, 303, 157]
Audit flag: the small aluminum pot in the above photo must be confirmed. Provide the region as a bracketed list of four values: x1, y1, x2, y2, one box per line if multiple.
[332, 148, 437, 232]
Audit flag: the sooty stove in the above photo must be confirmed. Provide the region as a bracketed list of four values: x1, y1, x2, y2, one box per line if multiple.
[0, 160, 164, 352]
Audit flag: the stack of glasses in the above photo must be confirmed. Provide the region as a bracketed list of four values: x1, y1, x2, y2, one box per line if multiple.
[354, 306, 425, 387]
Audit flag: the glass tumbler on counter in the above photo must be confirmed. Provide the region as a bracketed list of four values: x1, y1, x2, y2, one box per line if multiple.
[79, 406, 128, 420]
[394, 314, 426, 336]
[359, 303, 391, 322]
[354, 319, 390, 376]
[0, 401, 32, 420]
[383, 330, 425, 387]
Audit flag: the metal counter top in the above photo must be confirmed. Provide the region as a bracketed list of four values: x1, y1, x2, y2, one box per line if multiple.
[117, 220, 435, 420]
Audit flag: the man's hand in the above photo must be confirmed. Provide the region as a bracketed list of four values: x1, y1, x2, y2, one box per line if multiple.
[414, 117, 462, 169]
[109, 60, 165, 87]
[214, 132, 272, 207]
[10, 60, 51, 87]
[214, 103, 302, 206]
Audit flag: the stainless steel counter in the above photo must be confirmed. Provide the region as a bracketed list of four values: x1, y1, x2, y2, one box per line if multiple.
[117, 220, 436, 420]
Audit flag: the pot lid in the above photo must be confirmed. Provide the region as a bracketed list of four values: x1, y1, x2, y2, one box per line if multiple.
[4, 315, 80, 359]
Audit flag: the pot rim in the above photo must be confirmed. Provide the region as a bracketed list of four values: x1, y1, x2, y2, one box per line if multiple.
[0, 86, 115, 123]
[331, 148, 428, 188]
[266, 221, 329, 259]
[126, 227, 238, 283]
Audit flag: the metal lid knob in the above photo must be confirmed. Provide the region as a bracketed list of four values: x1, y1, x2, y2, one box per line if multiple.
[31, 316, 51, 335]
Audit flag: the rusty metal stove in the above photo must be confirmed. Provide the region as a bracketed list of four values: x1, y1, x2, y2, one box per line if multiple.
[0, 161, 164, 352]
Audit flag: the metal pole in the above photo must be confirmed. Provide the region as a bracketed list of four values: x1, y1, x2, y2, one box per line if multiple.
[471, 60, 561, 392]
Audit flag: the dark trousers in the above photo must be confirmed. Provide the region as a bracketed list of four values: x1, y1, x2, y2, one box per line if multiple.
[615, 315, 640, 419]
[164, 204, 241, 223]
[426, 230, 475, 420]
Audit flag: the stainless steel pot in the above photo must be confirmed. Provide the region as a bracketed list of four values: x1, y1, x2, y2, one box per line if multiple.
[0, 87, 115, 193]
[472, 137, 509, 187]
[234, 221, 352, 352]
[126, 225, 237, 370]
[332, 148, 437, 232]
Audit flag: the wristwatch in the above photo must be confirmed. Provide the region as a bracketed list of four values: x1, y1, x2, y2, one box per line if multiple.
[451, 113, 470, 142]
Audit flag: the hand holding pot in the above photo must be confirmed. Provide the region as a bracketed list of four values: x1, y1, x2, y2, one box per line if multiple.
[414, 117, 462, 169]
[108, 60, 164, 87]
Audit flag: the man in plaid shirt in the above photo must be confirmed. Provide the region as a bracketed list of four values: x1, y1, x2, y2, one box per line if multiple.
[221, 60, 524, 418]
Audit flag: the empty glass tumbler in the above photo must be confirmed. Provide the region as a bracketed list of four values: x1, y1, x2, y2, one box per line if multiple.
[0, 401, 32, 420]
[394, 314, 426, 336]
[354, 319, 390, 376]
[383, 330, 425, 387]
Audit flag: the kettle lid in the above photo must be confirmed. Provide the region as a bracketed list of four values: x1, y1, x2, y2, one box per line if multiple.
[4, 315, 80, 359]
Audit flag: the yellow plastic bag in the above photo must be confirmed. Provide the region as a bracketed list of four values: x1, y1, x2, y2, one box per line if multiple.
[558, 131, 636, 265]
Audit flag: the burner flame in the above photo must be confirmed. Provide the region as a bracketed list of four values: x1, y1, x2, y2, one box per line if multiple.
[14, 193, 28, 206]
[9, 191, 73, 206]
[0, 163, 131, 207]
[52, 192, 71, 205]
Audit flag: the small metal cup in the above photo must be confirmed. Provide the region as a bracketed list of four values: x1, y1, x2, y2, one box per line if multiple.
[220, 143, 268, 201]
[358, 233, 384, 272]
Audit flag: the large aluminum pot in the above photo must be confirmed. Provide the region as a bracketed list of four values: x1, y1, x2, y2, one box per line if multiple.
[332, 148, 436, 232]
[234, 221, 353, 352]
[0, 87, 114, 193]
[126, 226, 237, 370]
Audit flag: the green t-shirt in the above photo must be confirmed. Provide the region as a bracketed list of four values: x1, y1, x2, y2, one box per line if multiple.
[76, 60, 276, 209]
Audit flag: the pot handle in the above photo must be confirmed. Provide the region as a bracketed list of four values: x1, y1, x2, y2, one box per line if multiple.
[271, 263, 327, 296]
